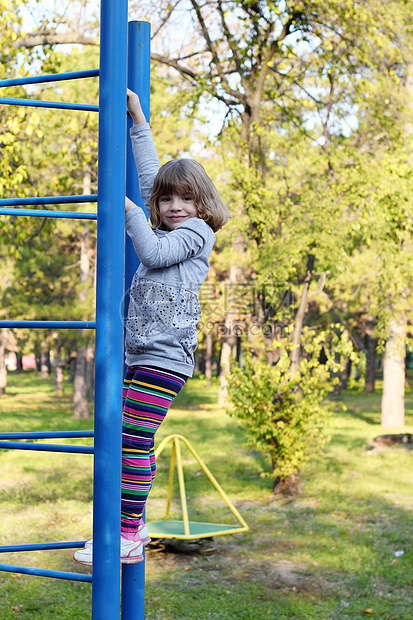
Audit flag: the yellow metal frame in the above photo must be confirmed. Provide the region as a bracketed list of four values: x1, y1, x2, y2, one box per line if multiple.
[147, 434, 249, 540]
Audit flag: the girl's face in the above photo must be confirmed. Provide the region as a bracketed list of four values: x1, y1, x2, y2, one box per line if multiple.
[158, 192, 198, 231]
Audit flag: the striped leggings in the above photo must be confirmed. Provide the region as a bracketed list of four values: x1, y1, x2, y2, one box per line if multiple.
[121, 365, 186, 537]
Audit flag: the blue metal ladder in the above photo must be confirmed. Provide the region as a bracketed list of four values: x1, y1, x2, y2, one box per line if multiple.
[0, 3, 150, 617]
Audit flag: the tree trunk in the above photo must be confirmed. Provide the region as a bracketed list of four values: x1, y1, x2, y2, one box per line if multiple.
[0, 329, 8, 396]
[69, 354, 76, 382]
[194, 351, 200, 374]
[364, 336, 377, 394]
[236, 335, 242, 364]
[290, 254, 315, 378]
[73, 167, 93, 417]
[341, 356, 351, 390]
[85, 343, 95, 401]
[218, 333, 236, 405]
[365, 319, 377, 393]
[218, 275, 241, 405]
[216, 340, 222, 378]
[218, 232, 245, 405]
[332, 350, 342, 395]
[40, 342, 50, 379]
[73, 346, 89, 419]
[55, 341, 63, 395]
[381, 312, 406, 428]
[16, 352, 23, 374]
[34, 341, 40, 375]
[205, 331, 212, 386]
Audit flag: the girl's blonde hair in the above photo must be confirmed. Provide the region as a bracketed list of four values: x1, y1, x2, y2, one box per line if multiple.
[149, 159, 231, 232]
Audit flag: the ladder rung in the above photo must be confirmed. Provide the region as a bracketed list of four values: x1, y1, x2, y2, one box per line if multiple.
[0, 541, 87, 553]
[0, 563, 92, 582]
[0, 441, 93, 454]
[0, 208, 97, 220]
[0, 96, 98, 112]
[0, 321, 96, 329]
[0, 431, 94, 440]
[0, 69, 99, 88]
[0, 194, 97, 207]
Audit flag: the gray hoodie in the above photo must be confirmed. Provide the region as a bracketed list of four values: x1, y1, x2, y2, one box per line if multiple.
[125, 123, 215, 377]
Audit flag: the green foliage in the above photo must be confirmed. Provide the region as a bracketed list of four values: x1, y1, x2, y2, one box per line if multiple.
[227, 326, 355, 485]
[0, 0, 41, 247]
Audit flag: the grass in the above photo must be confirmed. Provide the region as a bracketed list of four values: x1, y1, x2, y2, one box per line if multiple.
[0, 371, 412, 619]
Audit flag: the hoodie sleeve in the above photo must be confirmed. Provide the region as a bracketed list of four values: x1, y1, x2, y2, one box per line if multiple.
[129, 123, 160, 211]
[125, 209, 214, 269]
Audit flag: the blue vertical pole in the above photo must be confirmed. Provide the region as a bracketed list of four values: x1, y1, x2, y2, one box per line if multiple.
[124, 21, 151, 318]
[93, 0, 128, 617]
[122, 21, 151, 620]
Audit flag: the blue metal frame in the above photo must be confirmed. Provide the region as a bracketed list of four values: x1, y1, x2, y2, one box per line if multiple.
[121, 20, 151, 620]
[92, 1, 128, 617]
[0, 195, 97, 206]
[0, 441, 93, 454]
[0, 432, 94, 439]
[0, 208, 97, 219]
[0, 69, 99, 88]
[0, 541, 88, 552]
[0, 196, 97, 220]
[0, 6, 150, 618]
[0, 321, 95, 328]
[0, 564, 92, 582]
[0, 96, 98, 112]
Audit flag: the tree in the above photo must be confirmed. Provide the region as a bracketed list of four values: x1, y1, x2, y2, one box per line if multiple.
[227, 325, 354, 491]
[0, 329, 9, 395]
[321, 69, 413, 426]
[131, 0, 413, 400]
[1, 12, 100, 411]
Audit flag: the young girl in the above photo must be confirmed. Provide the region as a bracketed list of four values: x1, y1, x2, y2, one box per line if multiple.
[74, 90, 230, 566]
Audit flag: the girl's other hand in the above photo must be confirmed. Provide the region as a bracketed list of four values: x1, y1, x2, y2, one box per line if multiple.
[126, 196, 139, 212]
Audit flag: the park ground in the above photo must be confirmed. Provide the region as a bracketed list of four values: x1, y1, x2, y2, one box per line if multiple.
[0, 372, 412, 619]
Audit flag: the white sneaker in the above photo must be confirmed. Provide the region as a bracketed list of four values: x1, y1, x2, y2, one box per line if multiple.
[136, 523, 151, 546]
[120, 533, 144, 565]
[73, 545, 93, 567]
[84, 523, 151, 550]
[73, 534, 144, 567]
